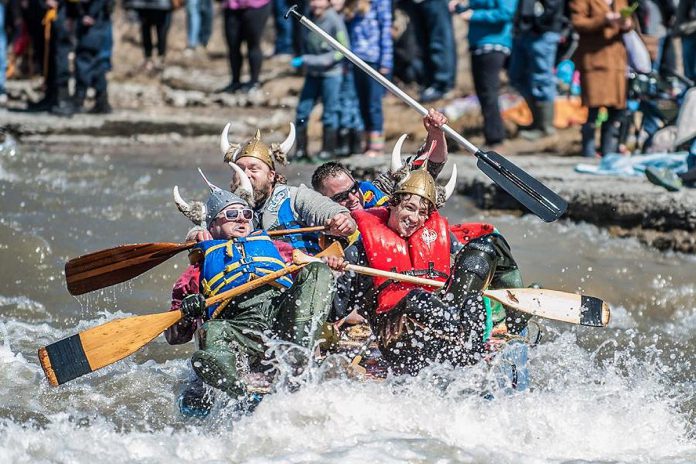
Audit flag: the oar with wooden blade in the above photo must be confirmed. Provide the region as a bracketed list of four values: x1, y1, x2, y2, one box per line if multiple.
[293, 250, 610, 328]
[65, 226, 328, 295]
[40, 242, 343, 387]
[285, 5, 567, 223]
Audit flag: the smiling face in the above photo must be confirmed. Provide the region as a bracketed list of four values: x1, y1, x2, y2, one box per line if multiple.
[208, 204, 253, 239]
[318, 171, 363, 211]
[387, 194, 432, 238]
[234, 158, 275, 207]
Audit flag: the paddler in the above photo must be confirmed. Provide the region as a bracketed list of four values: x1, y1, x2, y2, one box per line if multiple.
[323, 160, 527, 376]
[189, 124, 357, 254]
[166, 172, 335, 412]
[310, 109, 450, 211]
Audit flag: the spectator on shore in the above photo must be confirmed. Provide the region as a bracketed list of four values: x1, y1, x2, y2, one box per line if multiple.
[185, 0, 213, 53]
[402, 0, 457, 102]
[343, 0, 392, 157]
[392, 6, 423, 86]
[508, 0, 565, 141]
[676, 0, 696, 80]
[570, 0, 632, 157]
[332, 0, 364, 157]
[219, 0, 272, 94]
[451, 0, 517, 149]
[125, 0, 174, 73]
[291, 0, 349, 161]
[272, 0, 295, 56]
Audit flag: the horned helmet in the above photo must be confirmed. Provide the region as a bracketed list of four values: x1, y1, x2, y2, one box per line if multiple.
[390, 134, 457, 209]
[173, 168, 249, 228]
[219, 123, 296, 171]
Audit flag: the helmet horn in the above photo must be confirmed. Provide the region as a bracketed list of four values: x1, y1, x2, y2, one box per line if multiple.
[229, 162, 255, 204]
[444, 164, 457, 201]
[390, 134, 408, 174]
[279, 123, 296, 155]
[220, 122, 243, 162]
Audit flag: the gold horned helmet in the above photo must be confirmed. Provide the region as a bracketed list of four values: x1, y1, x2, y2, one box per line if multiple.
[391, 134, 457, 209]
[220, 123, 295, 170]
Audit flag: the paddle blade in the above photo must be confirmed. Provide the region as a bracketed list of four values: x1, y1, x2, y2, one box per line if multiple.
[38, 310, 183, 386]
[484, 288, 610, 327]
[65, 242, 195, 295]
[475, 150, 567, 222]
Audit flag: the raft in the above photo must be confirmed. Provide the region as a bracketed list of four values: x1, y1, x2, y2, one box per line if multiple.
[177, 322, 535, 417]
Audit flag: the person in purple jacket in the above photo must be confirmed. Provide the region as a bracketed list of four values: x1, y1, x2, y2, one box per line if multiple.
[219, 0, 272, 94]
[343, 0, 393, 157]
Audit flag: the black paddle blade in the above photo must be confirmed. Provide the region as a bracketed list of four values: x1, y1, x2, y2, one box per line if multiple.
[475, 150, 567, 222]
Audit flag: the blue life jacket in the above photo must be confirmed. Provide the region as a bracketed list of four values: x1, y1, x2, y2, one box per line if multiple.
[197, 231, 293, 317]
[274, 197, 323, 254]
[359, 180, 388, 209]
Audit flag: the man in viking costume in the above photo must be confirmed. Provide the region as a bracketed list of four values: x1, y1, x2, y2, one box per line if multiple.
[166, 171, 335, 412]
[311, 109, 451, 212]
[214, 123, 357, 254]
[325, 160, 527, 375]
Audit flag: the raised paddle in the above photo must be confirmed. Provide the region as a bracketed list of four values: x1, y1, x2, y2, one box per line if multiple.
[285, 5, 567, 223]
[65, 226, 329, 295]
[293, 250, 611, 328]
[40, 242, 343, 387]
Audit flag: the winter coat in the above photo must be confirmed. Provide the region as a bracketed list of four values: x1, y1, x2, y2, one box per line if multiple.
[468, 0, 518, 50]
[569, 0, 629, 109]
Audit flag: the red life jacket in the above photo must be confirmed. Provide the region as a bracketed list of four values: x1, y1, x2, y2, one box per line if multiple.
[353, 208, 451, 314]
[449, 223, 495, 245]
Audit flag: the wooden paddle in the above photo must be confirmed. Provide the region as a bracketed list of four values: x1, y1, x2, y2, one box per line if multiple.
[293, 250, 611, 328]
[286, 5, 567, 222]
[65, 226, 328, 296]
[40, 242, 343, 387]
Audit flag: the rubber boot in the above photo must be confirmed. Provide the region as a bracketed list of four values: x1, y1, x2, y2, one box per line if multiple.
[442, 237, 498, 305]
[335, 127, 351, 157]
[90, 90, 112, 114]
[290, 125, 311, 162]
[316, 127, 336, 161]
[191, 321, 245, 397]
[50, 87, 75, 117]
[538, 101, 556, 136]
[599, 114, 620, 156]
[581, 121, 597, 157]
[72, 89, 87, 114]
[348, 129, 363, 155]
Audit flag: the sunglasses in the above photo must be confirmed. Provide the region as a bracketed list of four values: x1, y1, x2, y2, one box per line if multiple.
[217, 208, 254, 222]
[330, 181, 361, 203]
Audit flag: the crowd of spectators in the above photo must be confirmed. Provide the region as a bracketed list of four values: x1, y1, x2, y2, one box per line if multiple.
[1, 0, 695, 159]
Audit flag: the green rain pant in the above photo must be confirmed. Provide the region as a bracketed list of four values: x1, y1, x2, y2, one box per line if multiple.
[192, 262, 335, 396]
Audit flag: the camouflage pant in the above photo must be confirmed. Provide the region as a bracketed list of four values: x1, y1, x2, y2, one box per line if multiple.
[194, 262, 335, 395]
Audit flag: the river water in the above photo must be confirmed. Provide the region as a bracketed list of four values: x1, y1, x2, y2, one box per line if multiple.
[1, 137, 695, 463]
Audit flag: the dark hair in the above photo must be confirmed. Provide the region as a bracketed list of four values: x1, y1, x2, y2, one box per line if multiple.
[388, 192, 435, 216]
[311, 162, 353, 191]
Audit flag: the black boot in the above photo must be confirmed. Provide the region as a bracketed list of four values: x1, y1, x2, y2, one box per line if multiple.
[348, 129, 363, 155]
[316, 127, 336, 161]
[90, 90, 112, 114]
[335, 128, 351, 157]
[50, 87, 75, 117]
[442, 236, 498, 305]
[289, 125, 310, 162]
[27, 90, 57, 112]
[72, 89, 87, 114]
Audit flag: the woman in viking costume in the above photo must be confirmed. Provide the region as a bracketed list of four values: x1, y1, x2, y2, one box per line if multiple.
[166, 171, 335, 413]
[325, 155, 527, 376]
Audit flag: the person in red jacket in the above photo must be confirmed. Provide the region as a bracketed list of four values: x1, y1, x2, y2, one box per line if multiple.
[324, 163, 522, 375]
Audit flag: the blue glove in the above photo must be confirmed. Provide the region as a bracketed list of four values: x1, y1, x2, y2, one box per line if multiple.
[180, 294, 206, 323]
[291, 56, 304, 68]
